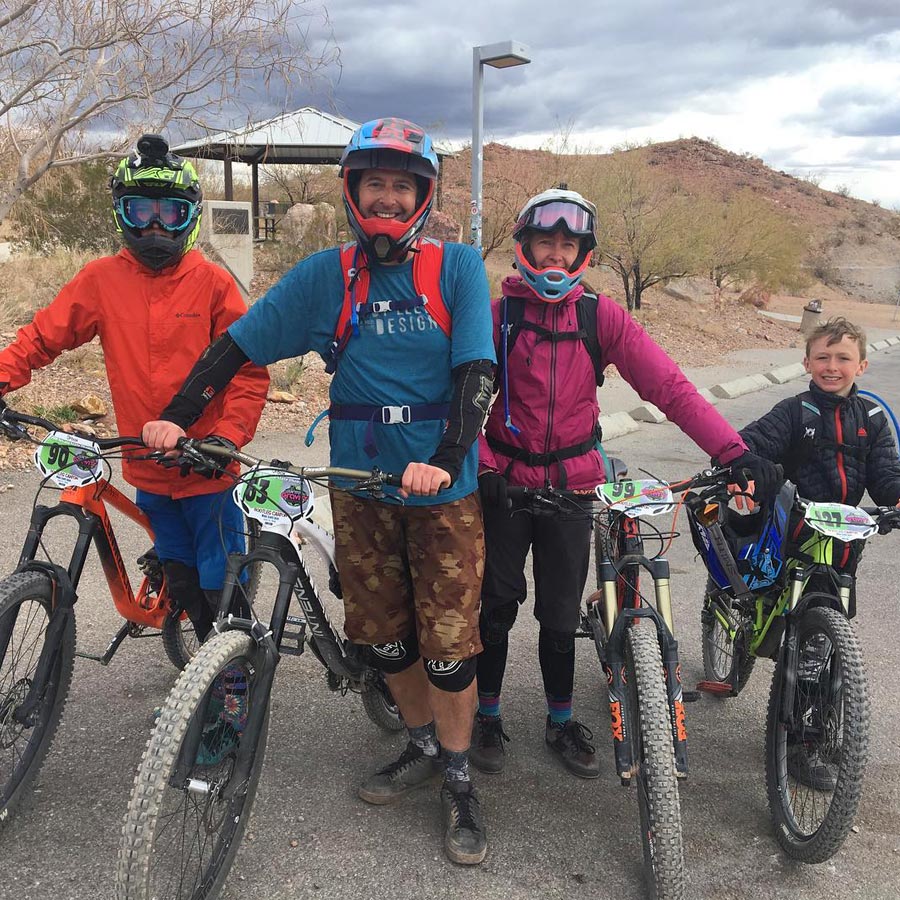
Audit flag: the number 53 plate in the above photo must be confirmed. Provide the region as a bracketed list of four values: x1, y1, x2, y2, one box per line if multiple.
[234, 468, 316, 527]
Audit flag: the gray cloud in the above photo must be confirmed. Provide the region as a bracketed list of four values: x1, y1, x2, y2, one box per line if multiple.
[269, 0, 900, 141]
[801, 85, 900, 137]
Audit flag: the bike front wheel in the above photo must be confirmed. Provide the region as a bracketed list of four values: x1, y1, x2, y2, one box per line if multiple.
[700, 580, 756, 693]
[118, 630, 270, 900]
[0, 571, 75, 830]
[764, 604, 868, 863]
[625, 621, 684, 900]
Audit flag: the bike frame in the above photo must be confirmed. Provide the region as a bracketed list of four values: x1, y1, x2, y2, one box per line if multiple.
[172, 488, 382, 793]
[8, 454, 171, 726]
[701, 511, 856, 708]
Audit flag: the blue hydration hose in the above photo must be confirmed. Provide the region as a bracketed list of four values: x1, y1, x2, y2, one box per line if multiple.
[500, 296, 520, 436]
[859, 390, 900, 448]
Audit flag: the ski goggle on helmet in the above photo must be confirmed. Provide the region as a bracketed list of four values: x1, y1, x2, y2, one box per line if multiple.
[340, 117, 439, 262]
[513, 188, 598, 302]
[115, 195, 197, 232]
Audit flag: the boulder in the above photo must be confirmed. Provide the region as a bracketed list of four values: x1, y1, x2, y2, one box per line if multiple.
[662, 277, 713, 303]
[423, 210, 462, 243]
[281, 202, 336, 245]
[71, 395, 107, 417]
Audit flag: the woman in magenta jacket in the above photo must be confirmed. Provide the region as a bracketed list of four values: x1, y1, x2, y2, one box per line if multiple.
[470, 188, 779, 778]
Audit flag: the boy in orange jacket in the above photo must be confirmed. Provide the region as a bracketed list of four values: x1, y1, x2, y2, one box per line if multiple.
[0, 134, 269, 640]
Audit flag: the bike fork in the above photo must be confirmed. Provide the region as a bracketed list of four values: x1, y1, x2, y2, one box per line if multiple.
[585, 596, 635, 784]
[12, 562, 76, 726]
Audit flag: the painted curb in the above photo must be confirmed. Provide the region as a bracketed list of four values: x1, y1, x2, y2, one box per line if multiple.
[708, 374, 773, 399]
[698, 388, 720, 405]
[600, 411, 640, 439]
[871, 339, 890, 351]
[886, 336, 900, 346]
[764, 363, 807, 384]
[629, 402, 666, 424]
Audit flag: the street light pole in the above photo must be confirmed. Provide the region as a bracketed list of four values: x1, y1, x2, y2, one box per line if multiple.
[470, 40, 531, 255]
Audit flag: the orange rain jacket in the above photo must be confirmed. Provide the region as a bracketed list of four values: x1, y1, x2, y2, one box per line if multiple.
[0, 249, 269, 498]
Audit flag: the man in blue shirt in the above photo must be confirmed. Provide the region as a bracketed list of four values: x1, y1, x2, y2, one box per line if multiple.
[143, 118, 495, 865]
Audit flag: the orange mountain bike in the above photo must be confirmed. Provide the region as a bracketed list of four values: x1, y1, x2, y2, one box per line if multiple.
[0, 404, 256, 830]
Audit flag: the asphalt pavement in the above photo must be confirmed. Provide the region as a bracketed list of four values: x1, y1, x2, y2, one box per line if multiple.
[1, 338, 899, 900]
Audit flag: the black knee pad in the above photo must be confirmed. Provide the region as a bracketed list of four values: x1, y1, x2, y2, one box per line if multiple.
[367, 633, 420, 674]
[424, 656, 476, 692]
[481, 602, 519, 645]
[539, 626, 576, 654]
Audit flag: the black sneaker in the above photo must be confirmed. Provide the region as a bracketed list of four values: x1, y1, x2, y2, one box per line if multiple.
[545, 717, 600, 779]
[441, 780, 487, 865]
[469, 714, 510, 774]
[358, 741, 443, 805]
[787, 743, 837, 791]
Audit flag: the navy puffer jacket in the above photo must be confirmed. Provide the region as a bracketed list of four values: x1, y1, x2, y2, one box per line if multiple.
[739, 381, 900, 507]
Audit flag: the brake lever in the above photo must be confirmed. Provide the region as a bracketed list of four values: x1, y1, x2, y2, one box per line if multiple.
[0, 421, 29, 442]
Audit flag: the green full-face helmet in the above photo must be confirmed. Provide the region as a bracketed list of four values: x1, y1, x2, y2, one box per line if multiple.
[110, 134, 203, 271]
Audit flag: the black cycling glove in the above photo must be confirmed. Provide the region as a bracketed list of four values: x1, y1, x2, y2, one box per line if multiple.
[728, 451, 781, 505]
[478, 471, 508, 508]
[161, 435, 235, 479]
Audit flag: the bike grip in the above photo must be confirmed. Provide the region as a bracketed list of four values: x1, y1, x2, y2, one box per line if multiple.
[383, 472, 404, 488]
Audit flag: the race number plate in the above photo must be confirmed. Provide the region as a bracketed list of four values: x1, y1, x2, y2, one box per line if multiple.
[234, 468, 316, 528]
[595, 479, 675, 518]
[33, 431, 109, 488]
[804, 502, 877, 542]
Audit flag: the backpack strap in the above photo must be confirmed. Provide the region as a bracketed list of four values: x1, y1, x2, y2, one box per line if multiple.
[412, 238, 451, 338]
[325, 242, 369, 374]
[576, 292, 605, 387]
[326, 240, 451, 374]
[794, 391, 874, 465]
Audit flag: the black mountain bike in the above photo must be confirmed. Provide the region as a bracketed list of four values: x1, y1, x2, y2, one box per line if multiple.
[687, 474, 900, 862]
[116, 439, 403, 900]
[508, 461, 713, 900]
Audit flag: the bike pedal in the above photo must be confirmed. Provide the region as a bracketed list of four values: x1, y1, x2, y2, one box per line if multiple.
[279, 614, 307, 656]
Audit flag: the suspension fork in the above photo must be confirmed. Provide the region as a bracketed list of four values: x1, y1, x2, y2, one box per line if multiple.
[651, 556, 688, 778]
[10, 503, 97, 724]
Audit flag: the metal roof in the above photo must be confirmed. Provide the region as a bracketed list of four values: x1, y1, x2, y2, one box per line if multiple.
[173, 107, 452, 165]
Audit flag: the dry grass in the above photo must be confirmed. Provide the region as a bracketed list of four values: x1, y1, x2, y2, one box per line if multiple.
[0, 249, 95, 331]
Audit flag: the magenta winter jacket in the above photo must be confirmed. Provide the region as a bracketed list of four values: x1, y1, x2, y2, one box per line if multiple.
[478, 276, 747, 489]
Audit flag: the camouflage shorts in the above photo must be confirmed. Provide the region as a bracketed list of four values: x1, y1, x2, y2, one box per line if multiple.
[330, 490, 485, 661]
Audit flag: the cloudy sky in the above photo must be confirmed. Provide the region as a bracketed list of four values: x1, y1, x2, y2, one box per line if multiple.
[288, 0, 900, 207]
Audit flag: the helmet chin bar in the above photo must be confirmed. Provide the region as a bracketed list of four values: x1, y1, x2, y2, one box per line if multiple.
[514, 242, 588, 303]
[124, 229, 185, 271]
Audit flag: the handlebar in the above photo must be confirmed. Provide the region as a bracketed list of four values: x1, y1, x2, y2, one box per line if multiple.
[0, 403, 144, 450]
[178, 438, 404, 489]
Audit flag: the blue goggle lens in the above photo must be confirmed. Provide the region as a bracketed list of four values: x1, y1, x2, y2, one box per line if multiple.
[118, 195, 195, 232]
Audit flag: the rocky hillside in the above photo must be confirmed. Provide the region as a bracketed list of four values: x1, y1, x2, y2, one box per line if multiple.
[441, 138, 900, 304]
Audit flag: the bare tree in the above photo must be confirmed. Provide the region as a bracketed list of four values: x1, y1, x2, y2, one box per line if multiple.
[260, 163, 337, 207]
[586, 153, 696, 310]
[0, 0, 337, 223]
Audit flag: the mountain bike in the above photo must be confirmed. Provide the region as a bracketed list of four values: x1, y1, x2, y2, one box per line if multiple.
[117, 439, 404, 900]
[507, 462, 713, 900]
[0, 404, 258, 831]
[687, 475, 900, 862]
